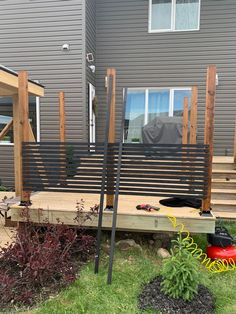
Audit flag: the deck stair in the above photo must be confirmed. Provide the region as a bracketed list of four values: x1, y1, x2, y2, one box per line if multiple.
[212, 157, 236, 218]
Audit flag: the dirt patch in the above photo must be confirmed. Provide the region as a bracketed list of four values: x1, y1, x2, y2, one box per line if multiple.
[138, 276, 215, 314]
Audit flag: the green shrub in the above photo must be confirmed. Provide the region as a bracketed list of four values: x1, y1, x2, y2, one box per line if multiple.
[160, 233, 200, 301]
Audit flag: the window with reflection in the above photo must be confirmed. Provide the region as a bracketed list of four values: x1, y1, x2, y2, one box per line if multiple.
[0, 96, 38, 144]
[150, 0, 200, 32]
[124, 88, 191, 143]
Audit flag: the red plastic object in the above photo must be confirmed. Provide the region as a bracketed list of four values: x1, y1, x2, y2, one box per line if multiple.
[207, 245, 236, 261]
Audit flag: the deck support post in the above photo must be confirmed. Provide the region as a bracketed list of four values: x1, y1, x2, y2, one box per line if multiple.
[13, 71, 31, 205]
[106, 68, 116, 209]
[201, 65, 217, 214]
[59, 91, 66, 142]
[190, 86, 198, 145]
[59, 91, 67, 184]
[182, 97, 189, 145]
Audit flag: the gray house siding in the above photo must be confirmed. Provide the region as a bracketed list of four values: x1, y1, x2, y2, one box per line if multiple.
[0, 147, 14, 188]
[86, 0, 96, 140]
[95, 0, 236, 155]
[0, 0, 87, 188]
[86, 0, 96, 88]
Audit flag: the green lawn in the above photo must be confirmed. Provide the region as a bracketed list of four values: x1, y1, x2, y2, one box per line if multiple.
[20, 222, 236, 314]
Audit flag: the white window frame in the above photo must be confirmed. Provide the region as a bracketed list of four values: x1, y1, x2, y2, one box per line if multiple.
[126, 86, 191, 122]
[0, 96, 40, 146]
[148, 0, 201, 33]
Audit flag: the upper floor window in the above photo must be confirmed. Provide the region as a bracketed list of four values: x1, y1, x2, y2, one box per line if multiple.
[149, 0, 200, 33]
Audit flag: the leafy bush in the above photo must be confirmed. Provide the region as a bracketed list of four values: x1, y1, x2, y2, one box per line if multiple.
[0, 201, 97, 309]
[160, 233, 200, 302]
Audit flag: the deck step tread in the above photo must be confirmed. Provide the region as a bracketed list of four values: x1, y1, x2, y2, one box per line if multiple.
[213, 211, 236, 219]
[213, 156, 234, 163]
[212, 169, 236, 173]
[212, 189, 236, 194]
[212, 179, 236, 182]
[211, 199, 236, 205]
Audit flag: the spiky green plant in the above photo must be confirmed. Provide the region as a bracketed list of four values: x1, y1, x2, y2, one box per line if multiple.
[160, 233, 200, 301]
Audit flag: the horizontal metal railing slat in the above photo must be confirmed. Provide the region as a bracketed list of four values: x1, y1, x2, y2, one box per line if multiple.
[22, 142, 209, 198]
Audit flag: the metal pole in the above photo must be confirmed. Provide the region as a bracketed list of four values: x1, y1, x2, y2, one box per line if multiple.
[94, 75, 113, 274]
[107, 88, 128, 284]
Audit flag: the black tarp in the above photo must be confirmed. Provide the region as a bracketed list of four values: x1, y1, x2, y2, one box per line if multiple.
[142, 116, 188, 144]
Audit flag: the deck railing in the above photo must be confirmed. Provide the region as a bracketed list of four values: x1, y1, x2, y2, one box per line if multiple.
[22, 142, 209, 199]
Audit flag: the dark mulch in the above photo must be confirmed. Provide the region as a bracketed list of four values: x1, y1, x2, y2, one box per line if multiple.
[138, 276, 215, 314]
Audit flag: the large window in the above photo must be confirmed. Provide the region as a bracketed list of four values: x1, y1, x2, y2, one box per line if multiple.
[149, 0, 201, 32]
[124, 88, 191, 143]
[0, 96, 39, 144]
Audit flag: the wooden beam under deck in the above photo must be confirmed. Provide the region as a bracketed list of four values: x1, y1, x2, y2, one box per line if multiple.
[10, 192, 216, 234]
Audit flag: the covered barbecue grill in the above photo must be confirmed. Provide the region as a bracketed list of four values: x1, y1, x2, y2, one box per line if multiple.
[142, 116, 189, 144]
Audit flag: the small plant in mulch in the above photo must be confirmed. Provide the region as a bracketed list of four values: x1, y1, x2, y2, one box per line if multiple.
[0, 200, 98, 310]
[138, 234, 215, 314]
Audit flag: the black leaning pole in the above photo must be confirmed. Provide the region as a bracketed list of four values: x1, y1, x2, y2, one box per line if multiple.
[94, 75, 113, 274]
[107, 88, 128, 284]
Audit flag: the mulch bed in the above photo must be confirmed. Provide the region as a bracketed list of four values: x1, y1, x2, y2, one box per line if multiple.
[138, 276, 215, 314]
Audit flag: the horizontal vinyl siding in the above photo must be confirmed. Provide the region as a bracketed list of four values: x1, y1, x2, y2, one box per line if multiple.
[0, 146, 14, 188]
[86, 0, 96, 87]
[86, 0, 96, 141]
[96, 0, 236, 155]
[0, 0, 86, 188]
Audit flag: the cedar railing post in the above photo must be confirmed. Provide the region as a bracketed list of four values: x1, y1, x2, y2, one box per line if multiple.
[59, 91, 67, 184]
[13, 94, 21, 197]
[13, 71, 31, 204]
[189, 87, 198, 190]
[190, 86, 198, 144]
[182, 97, 189, 145]
[59, 91, 66, 142]
[202, 65, 217, 213]
[106, 68, 116, 209]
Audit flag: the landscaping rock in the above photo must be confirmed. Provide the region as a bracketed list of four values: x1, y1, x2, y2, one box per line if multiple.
[154, 239, 162, 249]
[157, 248, 171, 259]
[162, 238, 172, 250]
[116, 239, 142, 252]
[101, 243, 110, 254]
[148, 239, 155, 246]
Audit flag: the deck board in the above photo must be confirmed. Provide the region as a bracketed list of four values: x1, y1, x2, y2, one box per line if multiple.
[10, 192, 215, 234]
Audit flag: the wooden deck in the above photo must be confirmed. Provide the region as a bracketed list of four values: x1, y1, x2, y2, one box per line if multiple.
[0, 192, 16, 248]
[10, 192, 216, 234]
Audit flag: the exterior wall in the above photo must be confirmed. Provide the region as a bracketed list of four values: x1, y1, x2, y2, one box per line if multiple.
[95, 0, 236, 155]
[0, 147, 14, 188]
[86, 0, 96, 88]
[0, 0, 86, 188]
[86, 0, 96, 141]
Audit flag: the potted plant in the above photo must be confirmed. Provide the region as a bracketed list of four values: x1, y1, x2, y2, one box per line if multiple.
[131, 137, 140, 143]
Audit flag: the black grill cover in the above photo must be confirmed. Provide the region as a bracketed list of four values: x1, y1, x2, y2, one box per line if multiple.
[142, 116, 187, 144]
